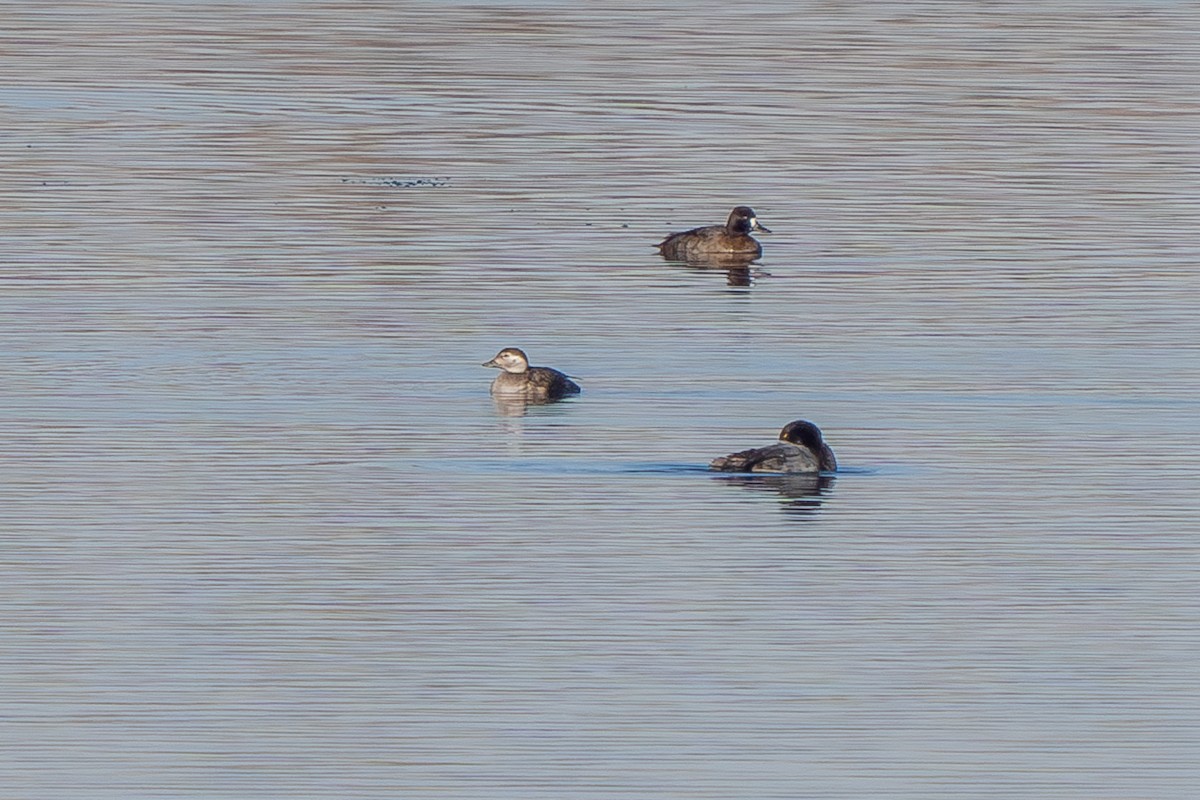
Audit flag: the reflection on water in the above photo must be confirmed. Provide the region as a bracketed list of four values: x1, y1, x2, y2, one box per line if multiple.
[2, 1, 1199, 799]
[490, 394, 581, 418]
[713, 473, 837, 516]
[723, 264, 754, 286]
[663, 252, 761, 286]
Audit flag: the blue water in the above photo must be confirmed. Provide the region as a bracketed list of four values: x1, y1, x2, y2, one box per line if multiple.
[2, 2, 1198, 798]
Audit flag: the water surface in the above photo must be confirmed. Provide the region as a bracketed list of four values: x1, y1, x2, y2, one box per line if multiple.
[2, 2, 1198, 798]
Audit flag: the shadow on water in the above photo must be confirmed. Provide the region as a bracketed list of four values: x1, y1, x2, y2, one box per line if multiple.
[712, 473, 838, 516]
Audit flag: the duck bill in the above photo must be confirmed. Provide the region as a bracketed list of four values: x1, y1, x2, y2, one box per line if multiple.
[753, 221, 772, 234]
[482, 358, 499, 368]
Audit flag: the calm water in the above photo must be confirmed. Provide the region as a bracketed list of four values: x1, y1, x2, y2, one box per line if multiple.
[2, 2, 1199, 798]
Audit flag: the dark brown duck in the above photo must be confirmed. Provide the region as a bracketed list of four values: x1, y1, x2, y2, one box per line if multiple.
[710, 420, 837, 474]
[658, 206, 771, 260]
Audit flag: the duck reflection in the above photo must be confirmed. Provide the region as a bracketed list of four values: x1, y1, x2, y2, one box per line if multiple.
[490, 394, 572, 417]
[723, 264, 754, 287]
[716, 473, 836, 515]
[661, 251, 761, 286]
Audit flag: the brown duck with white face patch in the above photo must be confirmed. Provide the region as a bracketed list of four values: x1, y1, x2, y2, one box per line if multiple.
[709, 420, 837, 474]
[482, 347, 581, 400]
[658, 206, 772, 261]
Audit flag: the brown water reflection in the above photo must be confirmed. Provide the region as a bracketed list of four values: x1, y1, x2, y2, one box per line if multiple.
[662, 252, 762, 286]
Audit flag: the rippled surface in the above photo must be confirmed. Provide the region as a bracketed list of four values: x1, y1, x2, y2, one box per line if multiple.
[3, 2, 1199, 798]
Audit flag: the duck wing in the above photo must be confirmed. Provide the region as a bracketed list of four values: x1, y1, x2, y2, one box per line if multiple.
[657, 224, 720, 257]
[527, 367, 581, 399]
[710, 443, 820, 473]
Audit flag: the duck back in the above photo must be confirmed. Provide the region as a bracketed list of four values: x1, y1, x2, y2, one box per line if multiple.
[710, 442, 822, 473]
[658, 225, 762, 260]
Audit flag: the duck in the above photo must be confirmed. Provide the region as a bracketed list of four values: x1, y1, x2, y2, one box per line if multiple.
[482, 347, 581, 400]
[658, 206, 771, 261]
[709, 419, 837, 474]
